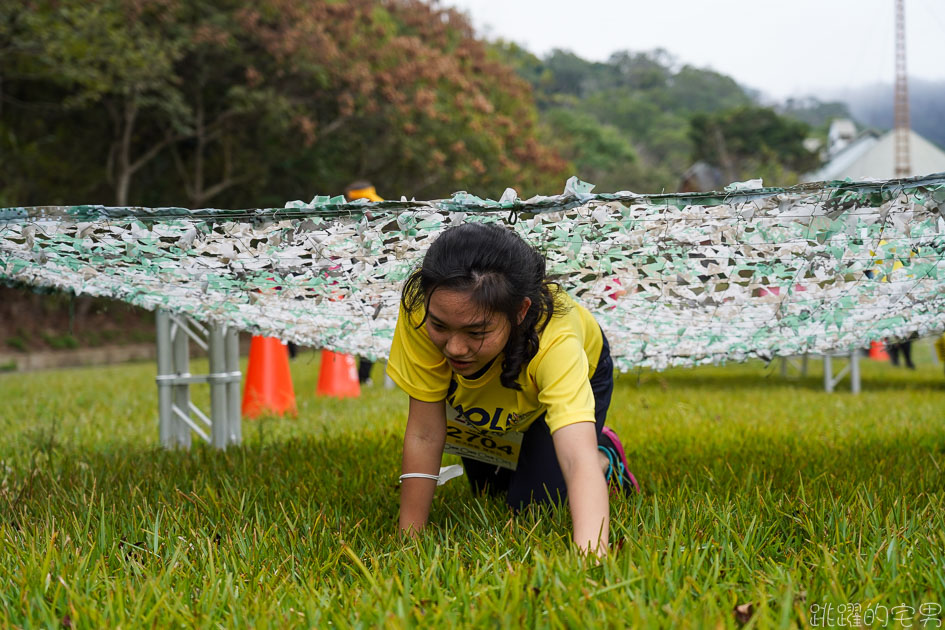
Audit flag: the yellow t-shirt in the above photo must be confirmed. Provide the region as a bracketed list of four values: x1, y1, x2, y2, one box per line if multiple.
[386, 290, 604, 434]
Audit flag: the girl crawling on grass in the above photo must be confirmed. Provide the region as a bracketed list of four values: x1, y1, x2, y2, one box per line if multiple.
[386, 223, 638, 556]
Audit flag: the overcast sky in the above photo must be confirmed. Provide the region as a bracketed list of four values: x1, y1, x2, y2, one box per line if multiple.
[447, 0, 945, 101]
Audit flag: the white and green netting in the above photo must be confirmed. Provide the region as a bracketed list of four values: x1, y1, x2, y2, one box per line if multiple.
[2, 174, 944, 371]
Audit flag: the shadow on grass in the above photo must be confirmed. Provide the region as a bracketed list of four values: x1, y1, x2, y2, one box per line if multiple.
[620, 365, 945, 393]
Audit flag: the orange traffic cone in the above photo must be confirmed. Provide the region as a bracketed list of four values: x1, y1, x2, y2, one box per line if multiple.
[316, 349, 361, 398]
[242, 336, 297, 418]
[868, 340, 890, 361]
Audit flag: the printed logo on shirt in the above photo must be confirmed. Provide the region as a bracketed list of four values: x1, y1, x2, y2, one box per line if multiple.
[444, 404, 523, 469]
[445, 395, 534, 432]
[445, 375, 539, 433]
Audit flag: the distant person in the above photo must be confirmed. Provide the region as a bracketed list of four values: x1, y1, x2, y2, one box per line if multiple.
[887, 339, 915, 370]
[345, 181, 384, 384]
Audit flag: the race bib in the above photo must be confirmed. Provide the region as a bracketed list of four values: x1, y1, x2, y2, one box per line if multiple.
[443, 403, 523, 470]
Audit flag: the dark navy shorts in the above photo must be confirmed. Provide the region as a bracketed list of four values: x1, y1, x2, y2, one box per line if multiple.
[461, 330, 614, 510]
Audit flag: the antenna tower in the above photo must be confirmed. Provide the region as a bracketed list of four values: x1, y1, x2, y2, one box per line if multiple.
[894, 0, 911, 177]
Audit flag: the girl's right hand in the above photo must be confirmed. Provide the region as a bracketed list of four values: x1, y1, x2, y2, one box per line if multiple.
[399, 397, 447, 533]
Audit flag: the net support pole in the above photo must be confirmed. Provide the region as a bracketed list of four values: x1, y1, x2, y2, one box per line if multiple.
[779, 354, 810, 379]
[823, 352, 860, 394]
[156, 310, 174, 446]
[850, 351, 861, 395]
[225, 327, 242, 444]
[155, 311, 241, 449]
[171, 317, 193, 448]
[208, 322, 229, 449]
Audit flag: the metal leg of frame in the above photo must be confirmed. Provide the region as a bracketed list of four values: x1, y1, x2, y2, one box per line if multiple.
[823, 353, 860, 394]
[225, 326, 242, 445]
[155, 313, 242, 449]
[156, 310, 174, 447]
[780, 353, 810, 380]
[850, 352, 861, 394]
[209, 322, 229, 449]
[171, 318, 193, 448]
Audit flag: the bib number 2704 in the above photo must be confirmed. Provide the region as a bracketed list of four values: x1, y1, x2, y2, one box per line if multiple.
[443, 405, 522, 470]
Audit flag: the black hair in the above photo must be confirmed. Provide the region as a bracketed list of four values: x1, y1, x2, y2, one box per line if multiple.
[402, 222, 561, 390]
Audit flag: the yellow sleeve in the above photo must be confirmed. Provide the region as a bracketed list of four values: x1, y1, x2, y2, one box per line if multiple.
[385, 303, 451, 402]
[533, 333, 596, 434]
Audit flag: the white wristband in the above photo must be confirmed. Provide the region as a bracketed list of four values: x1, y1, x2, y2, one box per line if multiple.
[399, 465, 464, 486]
[399, 473, 439, 482]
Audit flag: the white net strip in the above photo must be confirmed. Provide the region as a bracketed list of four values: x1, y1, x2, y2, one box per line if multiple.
[2, 174, 944, 371]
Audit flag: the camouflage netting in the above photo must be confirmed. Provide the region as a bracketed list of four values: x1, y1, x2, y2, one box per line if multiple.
[2, 174, 944, 371]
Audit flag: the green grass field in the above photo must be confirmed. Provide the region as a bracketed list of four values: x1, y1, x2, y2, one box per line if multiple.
[1, 346, 943, 628]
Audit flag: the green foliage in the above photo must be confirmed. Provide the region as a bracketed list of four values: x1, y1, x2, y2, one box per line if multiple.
[0, 354, 943, 626]
[780, 97, 853, 131]
[491, 43, 830, 192]
[491, 46, 809, 193]
[690, 106, 820, 185]
[1, 0, 566, 207]
[607, 50, 673, 92]
[540, 49, 621, 99]
[541, 108, 644, 193]
[39, 332, 79, 350]
[488, 40, 548, 92]
[5, 335, 28, 352]
[26, 1, 185, 109]
[664, 66, 753, 115]
[0, 1, 830, 204]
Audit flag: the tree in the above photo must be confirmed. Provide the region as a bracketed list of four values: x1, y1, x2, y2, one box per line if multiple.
[541, 107, 643, 192]
[689, 106, 820, 185]
[1, 0, 567, 207]
[780, 97, 853, 130]
[1, 0, 185, 205]
[540, 49, 618, 100]
[607, 50, 672, 91]
[664, 66, 751, 114]
[490, 45, 759, 193]
[4, 1, 191, 205]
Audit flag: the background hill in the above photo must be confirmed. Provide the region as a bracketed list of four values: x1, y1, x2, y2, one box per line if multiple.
[830, 79, 945, 150]
[494, 45, 827, 192]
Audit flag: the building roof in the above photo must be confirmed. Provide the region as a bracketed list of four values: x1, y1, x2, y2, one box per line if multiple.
[806, 128, 945, 182]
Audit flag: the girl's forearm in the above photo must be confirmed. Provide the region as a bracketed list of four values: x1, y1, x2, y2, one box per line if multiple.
[552, 422, 611, 555]
[399, 478, 437, 534]
[566, 463, 610, 555]
[399, 432, 445, 534]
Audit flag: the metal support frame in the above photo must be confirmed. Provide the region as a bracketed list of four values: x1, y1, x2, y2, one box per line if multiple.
[779, 352, 860, 394]
[822, 352, 861, 394]
[779, 354, 809, 379]
[156, 310, 241, 449]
